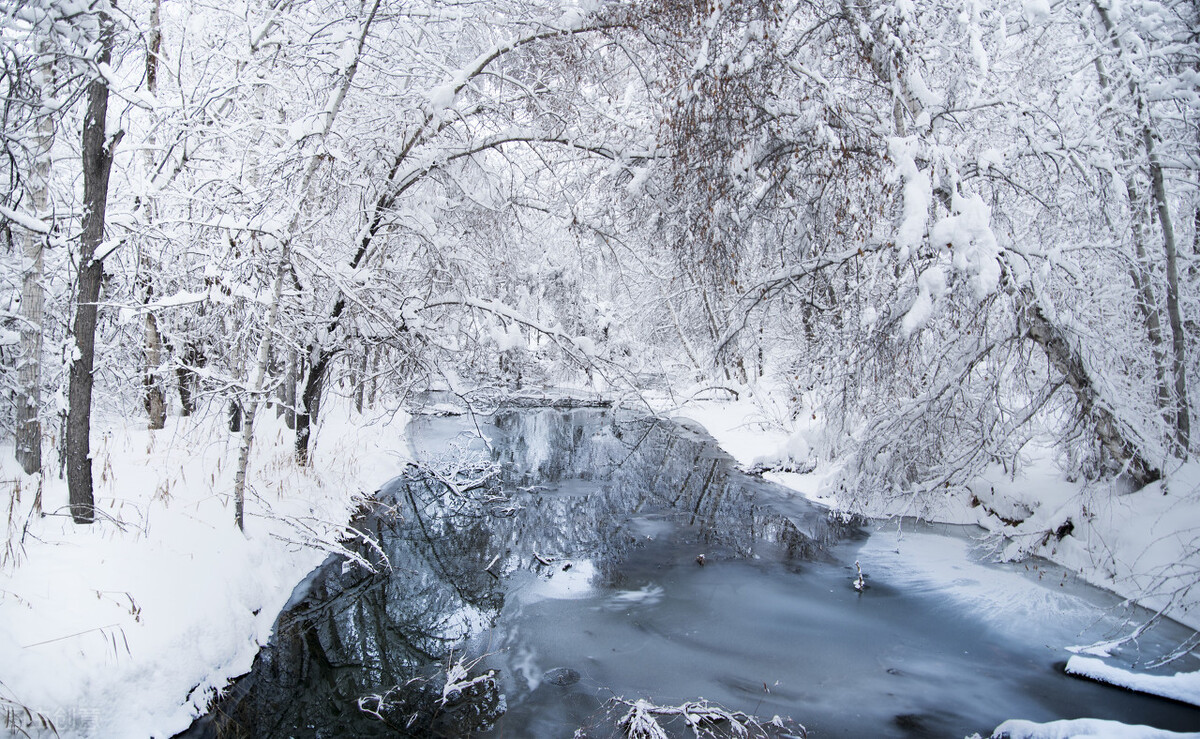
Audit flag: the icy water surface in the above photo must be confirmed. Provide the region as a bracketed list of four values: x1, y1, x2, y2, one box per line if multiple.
[184, 407, 1200, 737]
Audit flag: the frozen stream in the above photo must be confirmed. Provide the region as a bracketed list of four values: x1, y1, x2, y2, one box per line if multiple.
[183, 406, 1200, 737]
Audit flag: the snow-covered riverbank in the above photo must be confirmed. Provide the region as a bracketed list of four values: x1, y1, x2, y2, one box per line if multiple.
[0, 403, 410, 737]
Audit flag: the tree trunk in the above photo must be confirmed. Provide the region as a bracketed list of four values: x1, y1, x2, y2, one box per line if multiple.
[284, 348, 297, 429]
[354, 350, 365, 413]
[176, 366, 196, 415]
[1095, 0, 1190, 456]
[295, 350, 332, 466]
[274, 347, 290, 422]
[1090, 28, 1176, 450]
[143, 307, 166, 428]
[1193, 206, 1199, 282]
[175, 341, 202, 416]
[15, 53, 53, 476]
[140, 0, 167, 430]
[1124, 182, 1172, 417]
[1019, 287, 1160, 487]
[67, 8, 119, 524]
[228, 400, 243, 433]
[231, 0, 382, 529]
[1145, 129, 1190, 454]
[367, 345, 378, 408]
[839, 0, 923, 137]
[17, 229, 46, 475]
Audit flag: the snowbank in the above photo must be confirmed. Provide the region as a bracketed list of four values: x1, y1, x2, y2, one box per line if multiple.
[1065, 656, 1200, 708]
[967, 458, 1200, 633]
[664, 392, 838, 507]
[990, 717, 1200, 738]
[0, 401, 410, 738]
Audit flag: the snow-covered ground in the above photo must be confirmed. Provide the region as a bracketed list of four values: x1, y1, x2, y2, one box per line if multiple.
[989, 718, 1200, 739]
[0, 401, 410, 738]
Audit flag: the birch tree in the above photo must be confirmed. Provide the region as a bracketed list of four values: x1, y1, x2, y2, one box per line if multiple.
[8, 38, 54, 476]
[231, 0, 382, 531]
[1092, 0, 1194, 456]
[138, 0, 166, 430]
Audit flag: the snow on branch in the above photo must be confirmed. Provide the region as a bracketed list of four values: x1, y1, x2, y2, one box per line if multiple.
[420, 295, 598, 362]
[715, 241, 888, 356]
[424, 12, 630, 115]
[888, 136, 930, 261]
[389, 130, 654, 200]
[414, 293, 651, 399]
[0, 205, 50, 234]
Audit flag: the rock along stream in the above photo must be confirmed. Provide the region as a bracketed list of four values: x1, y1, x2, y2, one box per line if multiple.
[182, 406, 1200, 737]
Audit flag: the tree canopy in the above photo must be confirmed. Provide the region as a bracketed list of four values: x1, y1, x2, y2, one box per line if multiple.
[1, 0, 1197, 520]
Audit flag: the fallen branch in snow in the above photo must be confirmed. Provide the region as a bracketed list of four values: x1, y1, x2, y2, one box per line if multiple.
[1147, 631, 1200, 670]
[250, 489, 391, 573]
[343, 523, 392, 572]
[440, 653, 498, 708]
[357, 651, 504, 733]
[39, 504, 136, 533]
[1066, 604, 1173, 660]
[266, 530, 380, 574]
[608, 696, 801, 738]
[413, 457, 500, 498]
[680, 385, 743, 403]
[21, 622, 125, 650]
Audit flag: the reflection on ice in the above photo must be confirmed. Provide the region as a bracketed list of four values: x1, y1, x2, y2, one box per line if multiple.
[511, 644, 542, 691]
[520, 559, 596, 601]
[605, 583, 665, 609]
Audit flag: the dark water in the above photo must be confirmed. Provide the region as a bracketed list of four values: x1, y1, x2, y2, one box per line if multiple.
[184, 407, 1200, 738]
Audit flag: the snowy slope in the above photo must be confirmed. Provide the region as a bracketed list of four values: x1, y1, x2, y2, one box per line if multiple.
[0, 402, 410, 738]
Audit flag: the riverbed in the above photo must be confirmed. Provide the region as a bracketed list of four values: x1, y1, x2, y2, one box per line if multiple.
[182, 406, 1200, 737]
